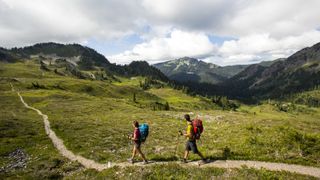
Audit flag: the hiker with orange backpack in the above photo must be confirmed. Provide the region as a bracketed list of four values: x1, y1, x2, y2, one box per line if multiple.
[180, 114, 207, 164]
[128, 120, 148, 164]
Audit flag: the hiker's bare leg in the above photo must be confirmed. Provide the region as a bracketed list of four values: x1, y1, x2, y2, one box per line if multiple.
[136, 148, 147, 161]
[131, 146, 137, 159]
[184, 150, 189, 159]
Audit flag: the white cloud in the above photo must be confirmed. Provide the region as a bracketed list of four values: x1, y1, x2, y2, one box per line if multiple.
[0, 0, 144, 47]
[112, 0, 320, 65]
[110, 29, 320, 66]
[142, 0, 320, 38]
[0, 0, 320, 65]
[223, 0, 320, 37]
[142, 0, 239, 32]
[208, 30, 320, 66]
[109, 30, 216, 64]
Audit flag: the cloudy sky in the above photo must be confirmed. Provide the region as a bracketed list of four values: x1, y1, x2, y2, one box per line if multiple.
[1, 0, 320, 66]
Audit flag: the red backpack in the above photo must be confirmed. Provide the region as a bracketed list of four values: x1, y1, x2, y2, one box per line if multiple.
[192, 119, 203, 140]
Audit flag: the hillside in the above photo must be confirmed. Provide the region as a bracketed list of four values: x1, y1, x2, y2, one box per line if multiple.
[154, 57, 225, 84]
[258, 58, 286, 67]
[1, 58, 320, 179]
[0, 47, 19, 63]
[153, 57, 280, 84]
[221, 42, 320, 99]
[1, 42, 168, 82]
[1, 43, 320, 179]
[10, 42, 111, 69]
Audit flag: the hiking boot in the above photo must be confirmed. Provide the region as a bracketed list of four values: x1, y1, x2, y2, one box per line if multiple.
[127, 158, 134, 164]
[181, 159, 187, 163]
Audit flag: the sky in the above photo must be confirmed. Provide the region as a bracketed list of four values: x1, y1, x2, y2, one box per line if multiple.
[1, 0, 320, 66]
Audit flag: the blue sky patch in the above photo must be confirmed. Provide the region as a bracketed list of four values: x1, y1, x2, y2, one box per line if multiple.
[208, 35, 237, 46]
[83, 34, 143, 57]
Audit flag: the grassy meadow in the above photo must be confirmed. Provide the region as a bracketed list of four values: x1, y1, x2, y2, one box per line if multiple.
[1, 60, 320, 179]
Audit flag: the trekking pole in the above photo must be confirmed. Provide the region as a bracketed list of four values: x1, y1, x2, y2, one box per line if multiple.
[125, 132, 132, 152]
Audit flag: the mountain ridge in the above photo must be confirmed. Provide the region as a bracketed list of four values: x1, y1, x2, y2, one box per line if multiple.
[2, 41, 320, 101]
[220, 42, 320, 98]
[1, 42, 169, 82]
[154, 57, 240, 84]
[153, 57, 282, 84]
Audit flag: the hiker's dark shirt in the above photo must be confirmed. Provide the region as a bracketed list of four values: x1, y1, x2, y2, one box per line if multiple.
[133, 127, 140, 142]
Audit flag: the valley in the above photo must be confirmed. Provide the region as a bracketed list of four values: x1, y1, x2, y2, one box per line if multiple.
[1, 0, 320, 179]
[1, 47, 320, 179]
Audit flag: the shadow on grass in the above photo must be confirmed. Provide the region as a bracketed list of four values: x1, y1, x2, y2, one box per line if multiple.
[148, 155, 230, 163]
[149, 155, 180, 162]
[205, 155, 227, 162]
[147, 146, 236, 163]
[206, 146, 253, 163]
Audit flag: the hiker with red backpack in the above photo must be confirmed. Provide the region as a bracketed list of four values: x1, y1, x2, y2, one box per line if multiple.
[128, 120, 149, 164]
[180, 114, 207, 164]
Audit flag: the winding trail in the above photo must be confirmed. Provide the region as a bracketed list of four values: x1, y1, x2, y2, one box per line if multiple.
[10, 84, 320, 178]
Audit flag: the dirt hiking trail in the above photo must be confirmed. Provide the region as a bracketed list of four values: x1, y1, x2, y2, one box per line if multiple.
[10, 84, 320, 178]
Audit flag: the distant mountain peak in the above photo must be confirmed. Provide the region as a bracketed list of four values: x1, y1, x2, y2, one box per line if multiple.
[154, 57, 232, 84]
[177, 56, 198, 62]
[161, 57, 219, 68]
[154, 55, 285, 85]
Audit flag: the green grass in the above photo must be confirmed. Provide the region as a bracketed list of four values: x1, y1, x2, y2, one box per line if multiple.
[0, 90, 82, 179]
[147, 88, 216, 110]
[66, 164, 317, 180]
[288, 88, 320, 107]
[1, 60, 320, 179]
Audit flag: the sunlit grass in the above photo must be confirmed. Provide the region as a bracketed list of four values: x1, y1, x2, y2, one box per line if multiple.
[1, 60, 320, 178]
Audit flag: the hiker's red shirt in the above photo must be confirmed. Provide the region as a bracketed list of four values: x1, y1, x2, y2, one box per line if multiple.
[133, 127, 140, 141]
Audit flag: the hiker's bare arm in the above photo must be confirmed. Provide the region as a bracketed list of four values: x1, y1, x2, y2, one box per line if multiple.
[132, 133, 138, 141]
[179, 130, 188, 137]
[183, 132, 191, 137]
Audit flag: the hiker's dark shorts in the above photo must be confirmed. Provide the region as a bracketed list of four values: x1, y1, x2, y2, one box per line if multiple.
[134, 141, 141, 149]
[185, 140, 198, 153]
